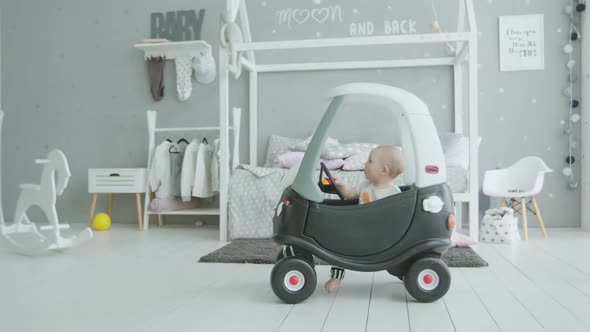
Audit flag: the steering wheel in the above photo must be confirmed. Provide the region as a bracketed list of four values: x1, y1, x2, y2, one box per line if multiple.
[318, 162, 345, 200]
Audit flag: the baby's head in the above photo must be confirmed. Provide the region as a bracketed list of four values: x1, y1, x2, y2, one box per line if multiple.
[364, 145, 406, 185]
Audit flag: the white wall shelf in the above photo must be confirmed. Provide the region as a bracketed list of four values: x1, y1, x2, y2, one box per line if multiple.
[134, 40, 211, 60]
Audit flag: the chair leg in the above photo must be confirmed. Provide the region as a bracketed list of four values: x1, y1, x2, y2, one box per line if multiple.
[88, 193, 98, 227]
[531, 197, 548, 238]
[135, 193, 143, 231]
[521, 198, 528, 240]
[109, 193, 114, 219]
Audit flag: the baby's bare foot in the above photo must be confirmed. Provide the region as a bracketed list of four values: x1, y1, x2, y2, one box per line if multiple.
[324, 278, 342, 294]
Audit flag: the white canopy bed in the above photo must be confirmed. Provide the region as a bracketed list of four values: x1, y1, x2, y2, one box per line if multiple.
[218, 0, 480, 241]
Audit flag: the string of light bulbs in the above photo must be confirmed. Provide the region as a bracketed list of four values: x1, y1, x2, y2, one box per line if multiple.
[562, 0, 585, 190]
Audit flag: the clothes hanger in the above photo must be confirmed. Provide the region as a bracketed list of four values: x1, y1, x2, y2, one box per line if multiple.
[177, 138, 189, 145]
[165, 138, 173, 143]
[202, 137, 209, 144]
[169, 145, 180, 154]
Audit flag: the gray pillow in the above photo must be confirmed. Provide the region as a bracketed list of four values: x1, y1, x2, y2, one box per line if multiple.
[264, 135, 302, 167]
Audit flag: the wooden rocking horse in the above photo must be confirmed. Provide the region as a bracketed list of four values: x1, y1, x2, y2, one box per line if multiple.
[0, 110, 92, 254]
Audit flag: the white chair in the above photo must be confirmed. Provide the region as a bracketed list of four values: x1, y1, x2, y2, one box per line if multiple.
[483, 157, 552, 240]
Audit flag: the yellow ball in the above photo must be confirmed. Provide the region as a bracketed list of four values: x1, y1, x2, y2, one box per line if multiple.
[93, 213, 111, 231]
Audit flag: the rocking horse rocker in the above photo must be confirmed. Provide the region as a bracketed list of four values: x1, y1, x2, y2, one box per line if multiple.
[0, 111, 92, 254]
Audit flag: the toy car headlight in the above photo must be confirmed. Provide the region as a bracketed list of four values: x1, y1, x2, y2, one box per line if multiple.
[422, 196, 444, 213]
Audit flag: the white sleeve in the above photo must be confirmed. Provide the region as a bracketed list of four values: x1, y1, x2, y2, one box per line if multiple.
[192, 143, 214, 198]
[210, 139, 220, 193]
[159, 144, 173, 198]
[180, 149, 191, 202]
[192, 144, 202, 197]
[180, 144, 197, 202]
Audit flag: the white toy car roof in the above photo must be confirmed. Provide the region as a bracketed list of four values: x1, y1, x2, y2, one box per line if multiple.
[292, 83, 447, 203]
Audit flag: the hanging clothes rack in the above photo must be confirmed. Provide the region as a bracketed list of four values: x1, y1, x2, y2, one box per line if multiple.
[143, 108, 241, 234]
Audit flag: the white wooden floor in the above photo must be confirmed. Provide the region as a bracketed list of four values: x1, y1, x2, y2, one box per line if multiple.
[1, 225, 590, 332]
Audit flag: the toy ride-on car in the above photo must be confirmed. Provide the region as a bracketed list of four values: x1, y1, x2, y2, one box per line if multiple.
[270, 83, 456, 304]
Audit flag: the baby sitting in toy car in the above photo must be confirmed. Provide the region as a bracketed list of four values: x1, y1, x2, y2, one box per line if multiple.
[325, 145, 406, 293]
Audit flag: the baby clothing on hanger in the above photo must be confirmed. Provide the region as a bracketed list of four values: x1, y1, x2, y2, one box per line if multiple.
[150, 140, 185, 198]
[149, 140, 173, 198]
[169, 144, 183, 197]
[192, 140, 214, 198]
[150, 136, 221, 205]
[180, 139, 200, 202]
[210, 138, 221, 193]
[175, 56, 194, 102]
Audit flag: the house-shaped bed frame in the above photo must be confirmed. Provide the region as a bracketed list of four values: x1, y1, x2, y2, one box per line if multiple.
[218, 0, 479, 241]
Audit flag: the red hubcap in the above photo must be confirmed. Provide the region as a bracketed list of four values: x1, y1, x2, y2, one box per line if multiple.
[423, 275, 433, 285]
[289, 276, 300, 285]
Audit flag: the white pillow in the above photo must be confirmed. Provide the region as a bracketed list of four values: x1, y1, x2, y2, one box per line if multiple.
[290, 135, 340, 152]
[439, 133, 481, 169]
[322, 143, 377, 160]
[264, 135, 303, 168]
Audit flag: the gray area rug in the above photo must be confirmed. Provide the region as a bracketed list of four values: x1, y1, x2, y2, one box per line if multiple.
[199, 239, 488, 268]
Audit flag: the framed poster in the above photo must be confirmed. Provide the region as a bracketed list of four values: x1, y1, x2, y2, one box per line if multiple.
[499, 14, 544, 71]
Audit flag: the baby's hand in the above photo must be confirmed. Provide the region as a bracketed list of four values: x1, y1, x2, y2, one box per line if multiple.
[332, 177, 356, 199]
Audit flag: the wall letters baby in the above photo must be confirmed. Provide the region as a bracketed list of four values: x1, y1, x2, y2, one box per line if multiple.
[151, 9, 206, 41]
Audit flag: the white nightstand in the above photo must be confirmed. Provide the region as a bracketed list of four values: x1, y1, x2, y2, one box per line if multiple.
[88, 168, 147, 230]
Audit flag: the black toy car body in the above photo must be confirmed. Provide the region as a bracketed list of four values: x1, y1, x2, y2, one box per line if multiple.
[271, 83, 455, 304]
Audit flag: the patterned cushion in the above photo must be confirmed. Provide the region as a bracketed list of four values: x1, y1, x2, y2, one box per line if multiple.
[264, 135, 302, 167]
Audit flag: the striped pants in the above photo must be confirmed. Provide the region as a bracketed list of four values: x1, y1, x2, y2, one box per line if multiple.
[330, 266, 346, 280]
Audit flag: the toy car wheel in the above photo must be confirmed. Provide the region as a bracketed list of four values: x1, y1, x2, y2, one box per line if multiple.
[271, 256, 317, 304]
[403, 258, 450, 303]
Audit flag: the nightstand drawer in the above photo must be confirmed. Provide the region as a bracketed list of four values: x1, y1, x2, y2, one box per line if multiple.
[88, 168, 146, 193]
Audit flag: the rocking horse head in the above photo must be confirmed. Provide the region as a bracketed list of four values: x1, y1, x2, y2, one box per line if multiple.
[46, 149, 71, 196]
